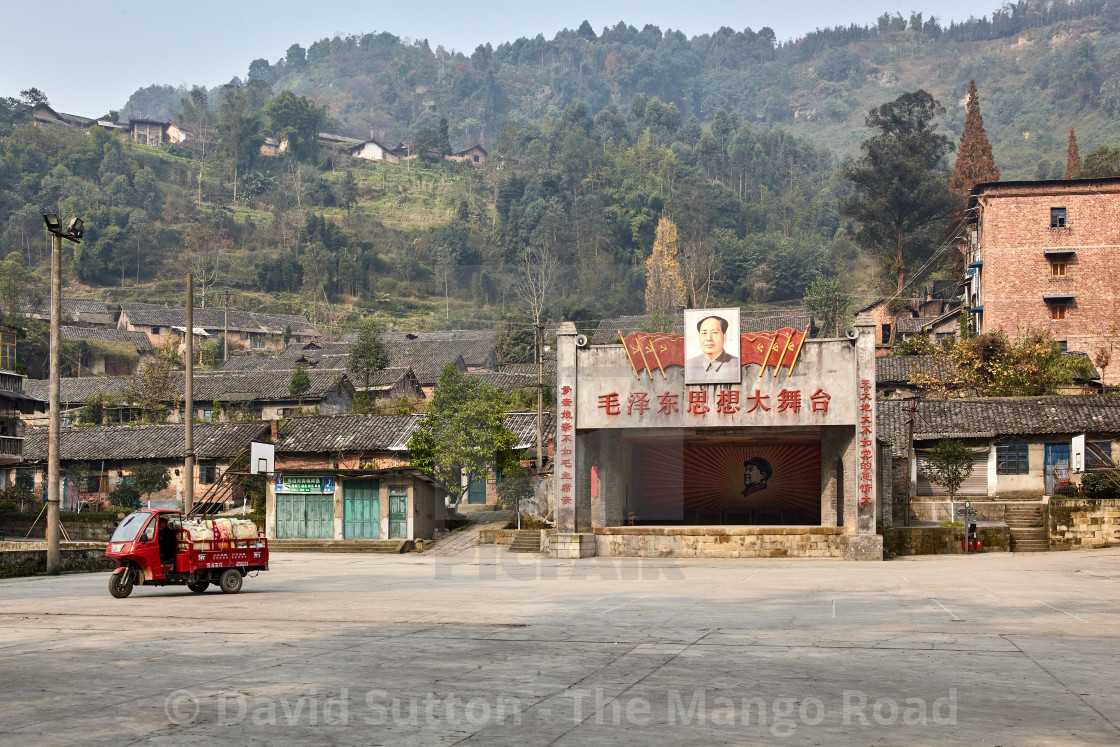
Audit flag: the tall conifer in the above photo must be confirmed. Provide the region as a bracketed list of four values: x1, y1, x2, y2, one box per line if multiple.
[949, 81, 1000, 195]
[1066, 127, 1081, 178]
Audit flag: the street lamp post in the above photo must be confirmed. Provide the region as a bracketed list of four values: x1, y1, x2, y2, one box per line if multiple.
[42, 214, 83, 575]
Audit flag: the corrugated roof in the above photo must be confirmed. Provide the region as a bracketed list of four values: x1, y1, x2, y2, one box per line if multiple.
[877, 395, 1120, 457]
[22, 421, 270, 462]
[118, 303, 318, 336]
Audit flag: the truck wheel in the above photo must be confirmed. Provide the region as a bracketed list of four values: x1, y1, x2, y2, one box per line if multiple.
[219, 569, 243, 594]
[109, 570, 134, 599]
[187, 582, 209, 593]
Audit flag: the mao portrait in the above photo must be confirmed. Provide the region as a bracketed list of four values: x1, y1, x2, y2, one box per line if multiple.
[684, 308, 741, 384]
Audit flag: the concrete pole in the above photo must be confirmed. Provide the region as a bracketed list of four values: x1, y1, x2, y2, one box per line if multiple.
[223, 291, 229, 363]
[46, 233, 62, 575]
[536, 323, 543, 472]
[184, 274, 194, 514]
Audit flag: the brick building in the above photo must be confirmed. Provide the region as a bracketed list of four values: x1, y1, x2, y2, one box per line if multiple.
[962, 178, 1120, 384]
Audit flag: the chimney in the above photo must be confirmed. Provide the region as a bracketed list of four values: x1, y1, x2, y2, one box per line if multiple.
[270, 419, 279, 441]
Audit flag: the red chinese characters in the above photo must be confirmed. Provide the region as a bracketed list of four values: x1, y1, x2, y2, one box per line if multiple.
[558, 385, 576, 507]
[857, 379, 874, 508]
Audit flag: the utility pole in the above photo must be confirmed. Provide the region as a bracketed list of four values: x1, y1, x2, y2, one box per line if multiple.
[184, 274, 195, 514]
[223, 289, 229, 363]
[42, 214, 83, 575]
[907, 399, 917, 526]
[535, 322, 544, 473]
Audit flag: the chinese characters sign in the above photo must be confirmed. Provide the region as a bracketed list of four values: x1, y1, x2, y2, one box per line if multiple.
[857, 378, 875, 515]
[619, 326, 809, 380]
[275, 476, 335, 494]
[558, 385, 574, 508]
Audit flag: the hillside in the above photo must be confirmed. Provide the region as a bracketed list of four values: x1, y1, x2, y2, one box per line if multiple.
[125, 2, 1120, 177]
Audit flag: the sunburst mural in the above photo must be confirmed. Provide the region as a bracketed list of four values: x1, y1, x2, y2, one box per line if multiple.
[636, 444, 822, 524]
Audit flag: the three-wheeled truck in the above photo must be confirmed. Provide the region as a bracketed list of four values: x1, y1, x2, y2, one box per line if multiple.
[105, 508, 268, 597]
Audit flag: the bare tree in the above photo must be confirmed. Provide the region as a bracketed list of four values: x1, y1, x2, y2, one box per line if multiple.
[514, 241, 561, 471]
[178, 225, 228, 308]
[681, 237, 720, 309]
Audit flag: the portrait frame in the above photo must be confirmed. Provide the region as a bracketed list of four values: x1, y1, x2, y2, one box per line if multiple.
[683, 307, 741, 385]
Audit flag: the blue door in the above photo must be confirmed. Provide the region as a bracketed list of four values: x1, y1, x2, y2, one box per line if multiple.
[343, 480, 380, 539]
[1044, 443, 1070, 494]
[467, 477, 487, 504]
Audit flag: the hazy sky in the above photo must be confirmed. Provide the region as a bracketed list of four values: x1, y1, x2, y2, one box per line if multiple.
[4, 0, 1004, 116]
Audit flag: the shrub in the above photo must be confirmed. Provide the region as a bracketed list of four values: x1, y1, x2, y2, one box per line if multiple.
[109, 481, 141, 510]
[1080, 471, 1120, 500]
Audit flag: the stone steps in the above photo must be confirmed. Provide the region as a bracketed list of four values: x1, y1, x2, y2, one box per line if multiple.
[269, 539, 411, 553]
[1010, 525, 1049, 552]
[508, 530, 542, 553]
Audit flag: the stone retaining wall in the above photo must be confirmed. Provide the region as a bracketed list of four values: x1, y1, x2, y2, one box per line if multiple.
[1049, 498, 1120, 550]
[0, 515, 120, 542]
[0, 544, 114, 578]
[882, 526, 1010, 557]
[591, 527, 849, 559]
[477, 529, 517, 545]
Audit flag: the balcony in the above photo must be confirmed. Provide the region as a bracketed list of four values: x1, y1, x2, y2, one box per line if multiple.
[0, 434, 24, 461]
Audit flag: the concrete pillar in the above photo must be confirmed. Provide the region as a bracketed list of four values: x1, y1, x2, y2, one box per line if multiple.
[555, 322, 578, 532]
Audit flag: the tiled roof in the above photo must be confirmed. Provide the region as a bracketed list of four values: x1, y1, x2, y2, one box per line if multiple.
[877, 395, 1120, 457]
[23, 297, 116, 325]
[382, 332, 496, 370]
[465, 371, 540, 393]
[263, 340, 468, 384]
[876, 356, 960, 385]
[499, 361, 557, 380]
[895, 308, 961, 335]
[25, 370, 351, 405]
[274, 411, 554, 453]
[592, 310, 814, 343]
[22, 421, 270, 462]
[217, 356, 270, 371]
[118, 303, 318, 336]
[61, 326, 152, 350]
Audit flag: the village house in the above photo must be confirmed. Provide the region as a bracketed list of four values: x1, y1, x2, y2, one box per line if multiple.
[855, 281, 962, 354]
[878, 395, 1120, 501]
[445, 145, 487, 165]
[22, 296, 116, 327]
[875, 353, 1102, 399]
[117, 302, 319, 354]
[22, 370, 354, 426]
[127, 119, 189, 147]
[30, 104, 125, 133]
[60, 326, 153, 376]
[0, 356, 46, 486]
[340, 137, 402, 163]
[16, 421, 269, 511]
[962, 177, 1120, 385]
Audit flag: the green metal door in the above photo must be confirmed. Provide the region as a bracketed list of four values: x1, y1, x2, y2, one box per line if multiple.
[467, 477, 486, 504]
[343, 480, 380, 539]
[388, 485, 408, 539]
[276, 493, 334, 538]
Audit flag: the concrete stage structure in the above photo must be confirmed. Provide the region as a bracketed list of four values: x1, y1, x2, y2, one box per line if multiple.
[552, 315, 884, 560]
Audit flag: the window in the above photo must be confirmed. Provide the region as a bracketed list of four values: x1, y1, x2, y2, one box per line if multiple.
[1087, 441, 1113, 470]
[1050, 303, 1066, 321]
[997, 443, 1029, 474]
[1057, 340, 1068, 353]
[881, 323, 891, 343]
[199, 461, 219, 484]
[1050, 207, 1067, 228]
[1051, 261, 1066, 277]
[0, 330, 16, 371]
[250, 333, 265, 349]
[151, 326, 161, 335]
[201, 408, 214, 421]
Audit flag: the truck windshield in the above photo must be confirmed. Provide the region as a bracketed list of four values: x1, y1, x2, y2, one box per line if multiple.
[110, 512, 150, 543]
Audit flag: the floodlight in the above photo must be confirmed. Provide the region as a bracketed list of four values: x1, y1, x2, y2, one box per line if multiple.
[67, 217, 84, 240]
[43, 214, 60, 232]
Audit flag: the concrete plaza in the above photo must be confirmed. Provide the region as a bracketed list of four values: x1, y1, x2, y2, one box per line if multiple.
[2, 547, 1119, 745]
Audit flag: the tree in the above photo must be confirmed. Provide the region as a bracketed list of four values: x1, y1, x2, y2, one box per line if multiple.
[265, 91, 325, 162]
[407, 364, 520, 507]
[841, 91, 959, 297]
[437, 117, 452, 155]
[1076, 147, 1120, 178]
[288, 364, 311, 409]
[644, 216, 685, 315]
[1066, 127, 1081, 178]
[347, 319, 389, 411]
[921, 439, 974, 501]
[130, 463, 172, 505]
[411, 127, 441, 158]
[949, 80, 999, 195]
[125, 341, 178, 423]
[804, 276, 851, 337]
[341, 170, 359, 214]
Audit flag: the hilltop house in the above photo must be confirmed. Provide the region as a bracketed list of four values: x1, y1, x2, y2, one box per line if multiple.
[117, 303, 319, 354]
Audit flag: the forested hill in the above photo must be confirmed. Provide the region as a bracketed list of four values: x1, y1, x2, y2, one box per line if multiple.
[125, 1, 1120, 177]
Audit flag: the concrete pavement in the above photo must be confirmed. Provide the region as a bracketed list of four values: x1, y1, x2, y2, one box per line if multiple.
[2, 547, 1119, 744]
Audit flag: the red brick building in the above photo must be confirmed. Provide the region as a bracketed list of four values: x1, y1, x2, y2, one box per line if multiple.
[963, 178, 1120, 385]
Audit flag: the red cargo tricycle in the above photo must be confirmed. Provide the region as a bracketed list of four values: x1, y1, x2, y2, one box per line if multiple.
[105, 509, 268, 598]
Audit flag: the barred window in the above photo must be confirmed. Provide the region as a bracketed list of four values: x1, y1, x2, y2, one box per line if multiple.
[1087, 441, 1113, 470]
[997, 443, 1029, 474]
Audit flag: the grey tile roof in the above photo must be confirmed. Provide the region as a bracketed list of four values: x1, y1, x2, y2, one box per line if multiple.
[217, 356, 270, 371]
[23, 297, 115, 325]
[26, 370, 350, 405]
[876, 356, 960, 384]
[263, 340, 468, 384]
[274, 411, 554, 453]
[22, 421, 270, 462]
[382, 332, 496, 369]
[499, 361, 557, 380]
[61, 326, 153, 350]
[877, 395, 1120, 456]
[465, 371, 541, 393]
[118, 302, 318, 336]
[592, 310, 814, 343]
